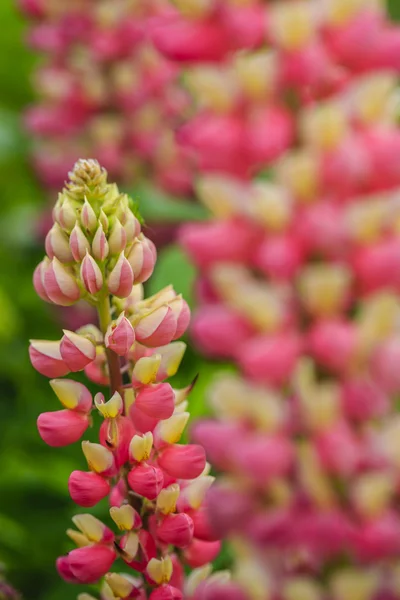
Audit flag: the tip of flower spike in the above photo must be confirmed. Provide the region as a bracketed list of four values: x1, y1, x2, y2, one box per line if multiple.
[66, 159, 108, 198]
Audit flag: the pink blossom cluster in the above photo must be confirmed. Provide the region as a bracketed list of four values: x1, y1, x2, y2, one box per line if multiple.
[19, 0, 192, 197]
[29, 160, 225, 599]
[154, 0, 400, 598]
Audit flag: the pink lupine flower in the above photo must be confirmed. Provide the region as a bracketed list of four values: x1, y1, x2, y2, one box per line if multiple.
[29, 340, 69, 377]
[37, 410, 90, 447]
[60, 330, 96, 372]
[29, 160, 221, 598]
[68, 471, 111, 507]
[43, 258, 81, 305]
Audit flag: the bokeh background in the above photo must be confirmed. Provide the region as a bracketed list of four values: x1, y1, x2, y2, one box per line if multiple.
[1, 1, 400, 599]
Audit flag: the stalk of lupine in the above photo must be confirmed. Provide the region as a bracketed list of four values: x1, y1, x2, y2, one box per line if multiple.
[18, 0, 192, 199]
[29, 159, 221, 598]
[154, 0, 400, 597]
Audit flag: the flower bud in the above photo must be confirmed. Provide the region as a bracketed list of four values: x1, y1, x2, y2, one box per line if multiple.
[29, 340, 69, 377]
[95, 391, 123, 419]
[56, 197, 78, 231]
[108, 252, 134, 298]
[129, 432, 153, 462]
[37, 409, 89, 447]
[108, 218, 127, 255]
[69, 224, 91, 262]
[156, 484, 180, 515]
[33, 258, 52, 303]
[45, 223, 73, 263]
[126, 235, 156, 283]
[158, 445, 206, 480]
[68, 471, 111, 507]
[183, 539, 221, 569]
[50, 378, 92, 412]
[128, 464, 164, 500]
[147, 556, 173, 585]
[149, 585, 183, 600]
[43, 257, 80, 305]
[56, 555, 79, 583]
[92, 223, 109, 261]
[134, 306, 177, 347]
[82, 441, 115, 475]
[60, 330, 96, 372]
[105, 313, 135, 356]
[129, 402, 159, 434]
[169, 297, 191, 340]
[81, 199, 97, 233]
[135, 383, 175, 420]
[110, 504, 142, 531]
[67, 545, 116, 583]
[157, 513, 194, 548]
[154, 412, 190, 446]
[80, 253, 103, 295]
[121, 210, 141, 243]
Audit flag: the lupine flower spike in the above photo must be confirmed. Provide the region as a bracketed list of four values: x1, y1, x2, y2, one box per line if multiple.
[153, 0, 400, 597]
[30, 160, 221, 597]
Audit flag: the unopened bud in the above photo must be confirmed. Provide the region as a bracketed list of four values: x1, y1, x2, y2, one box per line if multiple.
[80, 253, 103, 295]
[81, 199, 97, 233]
[50, 378, 92, 412]
[60, 330, 96, 372]
[126, 235, 156, 283]
[107, 252, 134, 298]
[134, 305, 177, 347]
[69, 224, 91, 262]
[92, 223, 109, 261]
[29, 339, 69, 378]
[105, 313, 135, 356]
[45, 223, 73, 263]
[108, 218, 127, 255]
[43, 258, 80, 305]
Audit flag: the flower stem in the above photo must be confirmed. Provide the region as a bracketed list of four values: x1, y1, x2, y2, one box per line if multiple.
[97, 294, 123, 396]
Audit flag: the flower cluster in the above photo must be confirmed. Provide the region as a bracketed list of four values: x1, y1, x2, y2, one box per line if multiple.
[154, 0, 400, 598]
[19, 0, 191, 196]
[29, 160, 223, 599]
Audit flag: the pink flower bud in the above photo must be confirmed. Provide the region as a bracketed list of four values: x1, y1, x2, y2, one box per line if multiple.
[68, 471, 110, 507]
[183, 539, 221, 568]
[191, 306, 254, 359]
[92, 223, 109, 261]
[108, 252, 134, 298]
[45, 223, 73, 263]
[81, 199, 97, 233]
[126, 235, 157, 283]
[56, 555, 79, 583]
[238, 333, 302, 387]
[67, 545, 116, 583]
[308, 320, 357, 374]
[105, 313, 135, 356]
[135, 383, 175, 420]
[158, 444, 206, 480]
[69, 224, 91, 261]
[128, 464, 164, 500]
[37, 409, 89, 446]
[170, 297, 191, 340]
[29, 340, 69, 377]
[33, 258, 52, 303]
[43, 257, 80, 305]
[149, 586, 183, 600]
[157, 513, 194, 548]
[121, 209, 141, 244]
[108, 218, 127, 255]
[80, 253, 103, 295]
[135, 306, 177, 347]
[60, 330, 96, 372]
[49, 378, 92, 413]
[341, 378, 388, 421]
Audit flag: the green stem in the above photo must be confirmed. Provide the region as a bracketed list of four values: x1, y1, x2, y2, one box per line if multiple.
[97, 294, 123, 396]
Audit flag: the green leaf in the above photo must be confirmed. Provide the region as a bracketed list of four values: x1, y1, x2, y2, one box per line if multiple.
[131, 184, 208, 224]
[147, 244, 197, 307]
